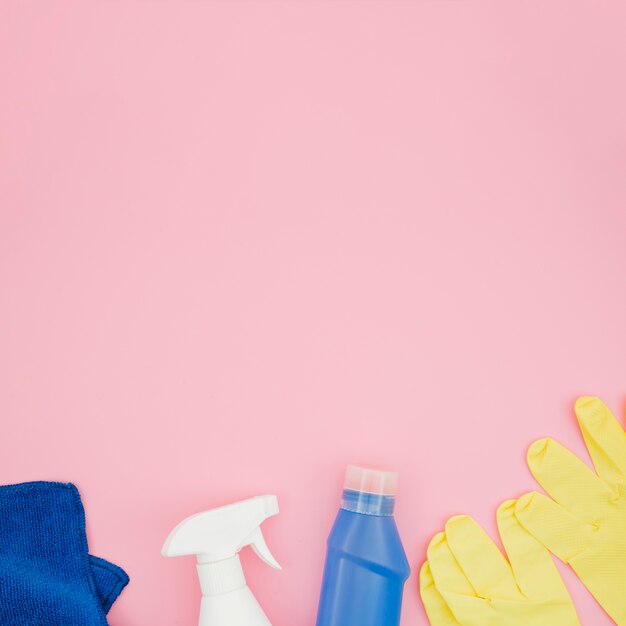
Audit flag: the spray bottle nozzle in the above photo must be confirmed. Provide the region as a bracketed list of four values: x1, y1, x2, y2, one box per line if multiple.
[161, 494, 281, 567]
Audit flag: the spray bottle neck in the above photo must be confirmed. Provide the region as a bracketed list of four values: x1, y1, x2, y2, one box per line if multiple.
[197, 554, 246, 596]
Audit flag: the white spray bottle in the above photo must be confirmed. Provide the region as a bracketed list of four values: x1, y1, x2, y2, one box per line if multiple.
[162, 495, 281, 626]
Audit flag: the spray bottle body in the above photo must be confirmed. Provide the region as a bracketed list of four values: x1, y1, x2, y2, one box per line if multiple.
[199, 586, 271, 626]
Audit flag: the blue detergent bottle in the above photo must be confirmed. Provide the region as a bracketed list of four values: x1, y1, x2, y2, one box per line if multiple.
[316, 466, 411, 626]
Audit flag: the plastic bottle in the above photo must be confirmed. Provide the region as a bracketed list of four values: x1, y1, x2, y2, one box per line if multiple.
[161, 495, 281, 626]
[316, 466, 411, 626]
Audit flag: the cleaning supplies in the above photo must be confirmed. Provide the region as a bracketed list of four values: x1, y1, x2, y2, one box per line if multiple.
[420, 500, 580, 626]
[162, 494, 281, 626]
[515, 396, 626, 625]
[316, 465, 410, 626]
[89, 555, 132, 615]
[0, 481, 129, 625]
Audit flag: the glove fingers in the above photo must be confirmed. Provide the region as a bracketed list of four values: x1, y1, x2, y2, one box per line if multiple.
[420, 562, 461, 626]
[527, 438, 615, 522]
[497, 499, 569, 601]
[426, 536, 490, 626]
[515, 492, 593, 563]
[427, 532, 475, 597]
[575, 396, 626, 487]
[445, 515, 519, 601]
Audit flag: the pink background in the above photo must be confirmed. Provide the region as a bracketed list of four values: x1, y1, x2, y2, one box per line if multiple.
[2, 1, 626, 625]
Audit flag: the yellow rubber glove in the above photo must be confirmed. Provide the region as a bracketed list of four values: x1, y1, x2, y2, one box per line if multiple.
[420, 500, 580, 626]
[420, 562, 461, 626]
[515, 396, 626, 625]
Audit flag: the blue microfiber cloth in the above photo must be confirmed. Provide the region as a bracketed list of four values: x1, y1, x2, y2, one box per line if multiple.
[89, 555, 130, 614]
[0, 481, 129, 625]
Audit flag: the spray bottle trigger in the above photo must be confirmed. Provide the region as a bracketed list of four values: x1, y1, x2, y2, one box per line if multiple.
[248, 526, 281, 570]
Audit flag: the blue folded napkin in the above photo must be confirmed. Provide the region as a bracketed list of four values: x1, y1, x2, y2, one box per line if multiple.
[0, 481, 129, 625]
